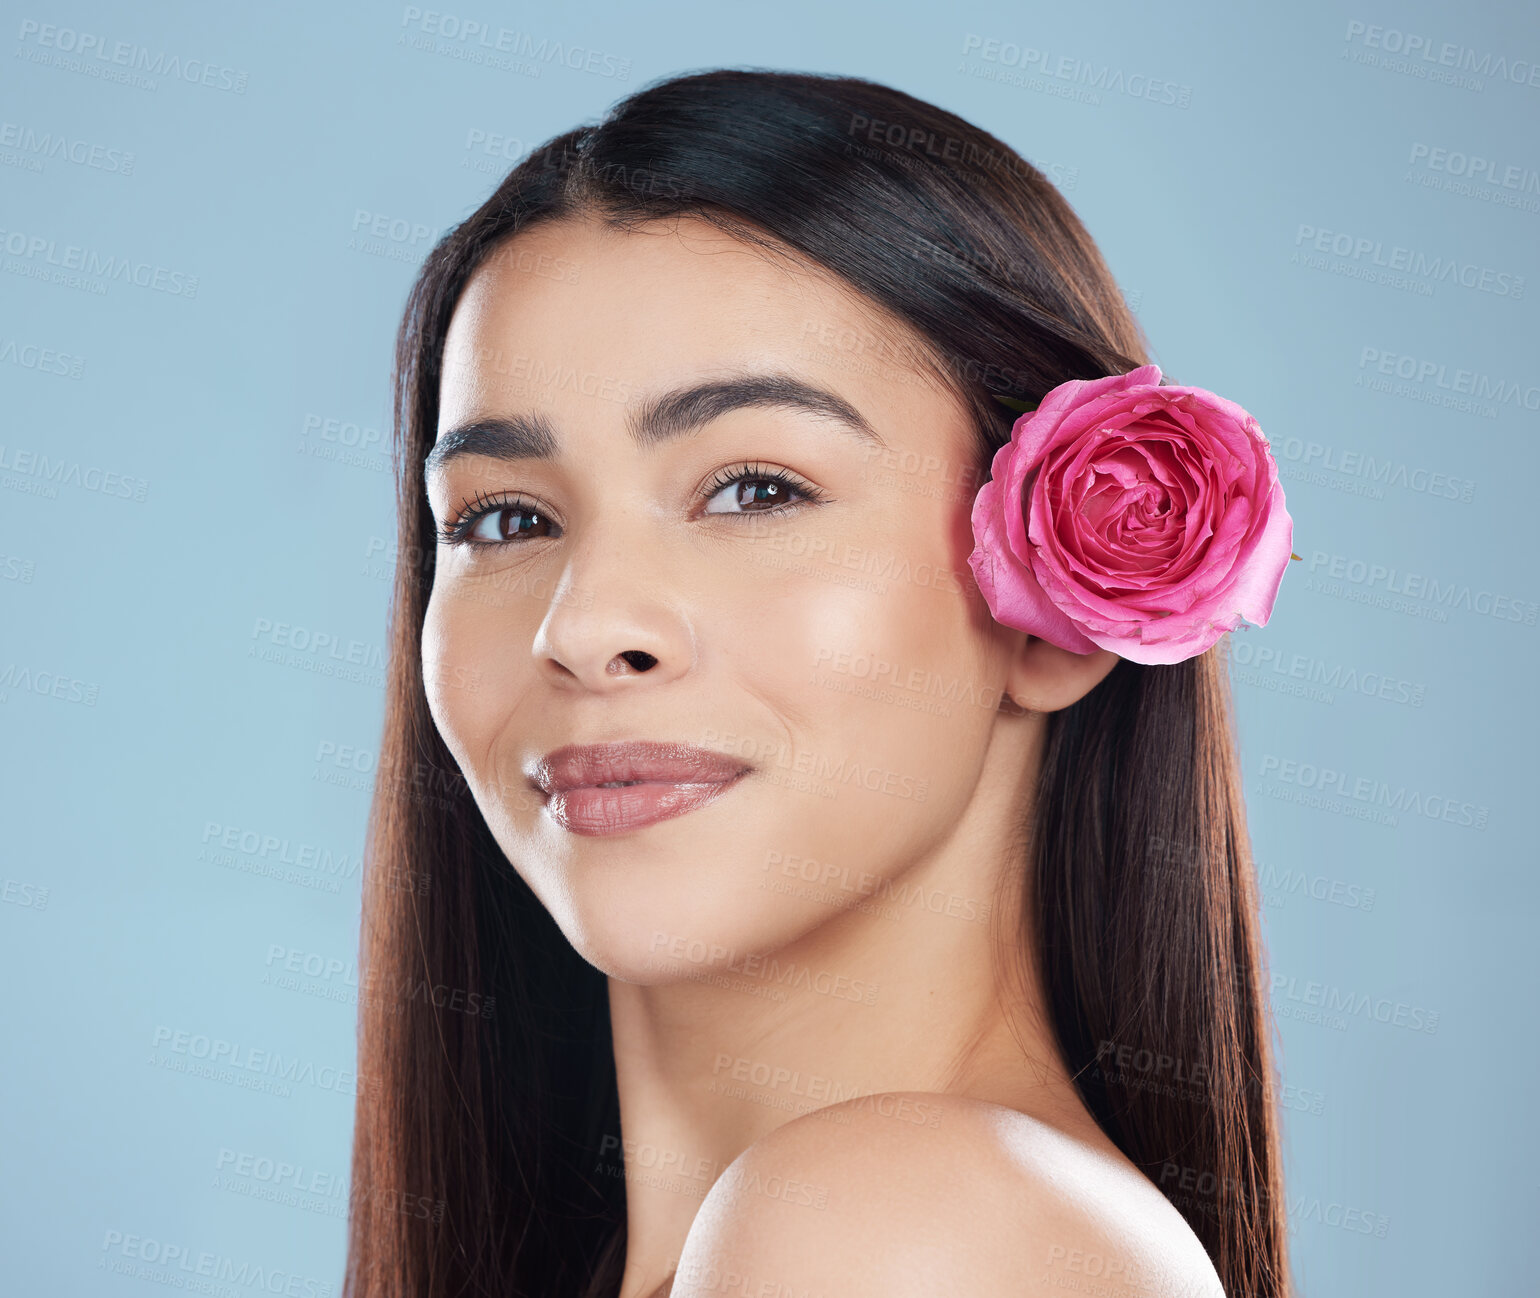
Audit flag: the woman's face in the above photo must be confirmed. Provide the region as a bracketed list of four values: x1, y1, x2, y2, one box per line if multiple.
[423, 213, 1026, 980]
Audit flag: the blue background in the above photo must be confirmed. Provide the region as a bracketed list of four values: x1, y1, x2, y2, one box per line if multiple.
[2, 0, 1535, 1293]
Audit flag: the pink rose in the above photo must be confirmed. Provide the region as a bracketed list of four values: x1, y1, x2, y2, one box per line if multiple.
[966, 364, 1294, 666]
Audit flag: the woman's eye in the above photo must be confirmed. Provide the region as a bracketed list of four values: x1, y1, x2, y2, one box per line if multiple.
[443, 469, 820, 548]
[701, 471, 812, 515]
[466, 505, 554, 543]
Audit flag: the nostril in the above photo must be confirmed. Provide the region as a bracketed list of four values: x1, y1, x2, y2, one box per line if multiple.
[615, 650, 658, 673]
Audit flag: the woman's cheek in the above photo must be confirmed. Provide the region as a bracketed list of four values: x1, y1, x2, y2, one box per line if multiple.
[763, 573, 922, 785]
[421, 583, 496, 767]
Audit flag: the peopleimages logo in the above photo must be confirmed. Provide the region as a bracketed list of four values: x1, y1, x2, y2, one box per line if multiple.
[1225, 640, 1427, 708]
[1343, 20, 1540, 91]
[648, 931, 879, 1006]
[1357, 346, 1540, 415]
[0, 226, 199, 297]
[1304, 550, 1538, 626]
[149, 1024, 363, 1096]
[0, 661, 100, 706]
[0, 122, 134, 174]
[1272, 435, 1474, 503]
[98, 1230, 330, 1294]
[1293, 224, 1524, 298]
[0, 339, 85, 378]
[1257, 861, 1376, 913]
[1270, 973, 1439, 1035]
[0, 444, 149, 500]
[1259, 755, 1490, 831]
[397, 6, 632, 79]
[1407, 143, 1540, 195]
[15, 20, 250, 93]
[957, 33, 1194, 108]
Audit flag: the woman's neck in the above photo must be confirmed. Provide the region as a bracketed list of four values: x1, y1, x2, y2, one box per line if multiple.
[605, 825, 1102, 1298]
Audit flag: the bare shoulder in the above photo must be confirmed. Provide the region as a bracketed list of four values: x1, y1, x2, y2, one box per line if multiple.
[672, 1091, 1225, 1298]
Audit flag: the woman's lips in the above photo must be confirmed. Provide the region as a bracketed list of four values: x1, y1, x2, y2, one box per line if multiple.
[544, 771, 748, 836]
[530, 741, 752, 837]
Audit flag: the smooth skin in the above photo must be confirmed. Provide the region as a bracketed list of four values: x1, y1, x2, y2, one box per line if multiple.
[422, 212, 1225, 1298]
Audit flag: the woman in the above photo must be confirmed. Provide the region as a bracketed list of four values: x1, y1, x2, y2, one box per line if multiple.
[345, 68, 1294, 1298]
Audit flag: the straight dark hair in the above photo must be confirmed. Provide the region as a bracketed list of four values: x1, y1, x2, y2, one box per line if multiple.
[344, 67, 1292, 1298]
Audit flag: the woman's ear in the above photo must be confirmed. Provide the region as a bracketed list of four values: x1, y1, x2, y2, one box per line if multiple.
[999, 634, 1121, 714]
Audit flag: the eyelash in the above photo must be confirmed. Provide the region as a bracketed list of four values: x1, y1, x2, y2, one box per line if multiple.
[435, 463, 828, 548]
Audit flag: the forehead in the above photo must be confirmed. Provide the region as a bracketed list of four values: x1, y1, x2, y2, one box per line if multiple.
[436, 213, 951, 431]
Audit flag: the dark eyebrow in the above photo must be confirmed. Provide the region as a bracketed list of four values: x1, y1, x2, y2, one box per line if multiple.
[424, 372, 885, 476]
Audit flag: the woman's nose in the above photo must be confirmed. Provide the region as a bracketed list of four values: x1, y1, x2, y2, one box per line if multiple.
[528, 532, 695, 693]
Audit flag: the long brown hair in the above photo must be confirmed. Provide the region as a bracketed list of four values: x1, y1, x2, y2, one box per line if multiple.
[344, 67, 1292, 1298]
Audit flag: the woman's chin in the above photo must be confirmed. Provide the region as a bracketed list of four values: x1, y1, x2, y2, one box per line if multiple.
[549, 882, 829, 987]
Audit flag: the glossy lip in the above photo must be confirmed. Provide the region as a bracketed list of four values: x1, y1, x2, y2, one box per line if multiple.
[529, 741, 754, 837]
[531, 740, 752, 797]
